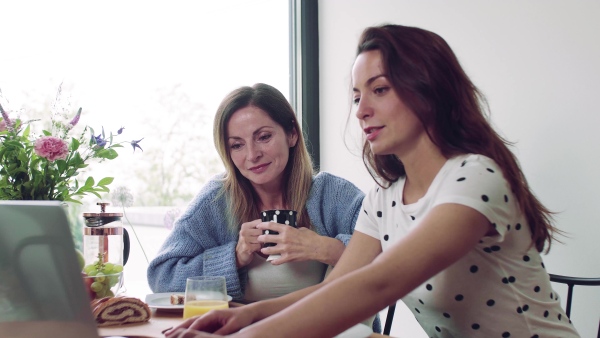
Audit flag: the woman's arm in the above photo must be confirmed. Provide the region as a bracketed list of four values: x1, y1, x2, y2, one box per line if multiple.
[147, 226, 245, 298]
[147, 181, 246, 299]
[239, 203, 494, 338]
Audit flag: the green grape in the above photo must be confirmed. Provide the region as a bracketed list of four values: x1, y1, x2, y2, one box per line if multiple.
[105, 290, 115, 298]
[95, 288, 107, 298]
[112, 264, 123, 273]
[108, 275, 119, 287]
[103, 263, 114, 273]
[87, 269, 98, 276]
[90, 281, 103, 292]
[84, 264, 98, 274]
[95, 273, 106, 282]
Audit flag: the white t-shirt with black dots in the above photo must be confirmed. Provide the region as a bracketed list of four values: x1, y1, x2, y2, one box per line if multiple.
[356, 154, 580, 338]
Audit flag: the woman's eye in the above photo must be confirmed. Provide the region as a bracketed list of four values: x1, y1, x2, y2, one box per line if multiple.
[230, 143, 242, 150]
[258, 133, 272, 142]
[353, 97, 360, 105]
[374, 86, 389, 95]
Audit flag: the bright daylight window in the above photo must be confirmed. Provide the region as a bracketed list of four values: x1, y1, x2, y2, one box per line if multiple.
[1, 1, 289, 296]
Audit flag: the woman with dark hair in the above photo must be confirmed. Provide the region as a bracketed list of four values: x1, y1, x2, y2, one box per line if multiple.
[165, 25, 579, 338]
[147, 84, 368, 318]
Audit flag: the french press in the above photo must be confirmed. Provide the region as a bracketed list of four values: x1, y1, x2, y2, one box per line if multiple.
[82, 202, 130, 269]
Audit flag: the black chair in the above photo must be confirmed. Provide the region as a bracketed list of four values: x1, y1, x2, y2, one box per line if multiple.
[383, 274, 600, 337]
[549, 273, 600, 337]
[383, 303, 396, 336]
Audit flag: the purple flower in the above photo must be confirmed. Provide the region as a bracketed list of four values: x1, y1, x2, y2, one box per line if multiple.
[130, 138, 143, 152]
[117, 126, 125, 134]
[94, 134, 107, 147]
[0, 103, 12, 131]
[93, 127, 107, 147]
[68, 108, 82, 128]
[34, 136, 69, 162]
[0, 119, 6, 132]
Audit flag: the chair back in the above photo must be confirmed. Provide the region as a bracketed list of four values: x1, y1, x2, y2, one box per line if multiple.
[383, 303, 396, 336]
[549, 273, 600, 337]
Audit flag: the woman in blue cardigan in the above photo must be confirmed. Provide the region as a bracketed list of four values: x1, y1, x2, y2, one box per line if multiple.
[146, 83, 377, 330]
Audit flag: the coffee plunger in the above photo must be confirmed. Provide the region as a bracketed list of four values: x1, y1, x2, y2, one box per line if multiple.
[82, 202, 130, 269]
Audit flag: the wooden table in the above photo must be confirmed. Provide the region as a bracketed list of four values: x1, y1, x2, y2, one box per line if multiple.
[98, 303, 391, 338]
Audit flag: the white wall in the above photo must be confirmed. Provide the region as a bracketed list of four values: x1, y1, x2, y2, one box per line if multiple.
[318, 1, 600, 337]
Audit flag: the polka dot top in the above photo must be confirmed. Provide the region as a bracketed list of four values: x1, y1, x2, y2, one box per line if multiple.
[355, 154, 580, 338]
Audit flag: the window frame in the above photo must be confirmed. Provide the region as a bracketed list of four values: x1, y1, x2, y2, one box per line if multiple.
[290, 0, 320, 169]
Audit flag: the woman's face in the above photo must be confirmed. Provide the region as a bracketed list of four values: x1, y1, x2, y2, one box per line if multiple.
[227, 105, 298, 190]
[352, 50, 426, 158]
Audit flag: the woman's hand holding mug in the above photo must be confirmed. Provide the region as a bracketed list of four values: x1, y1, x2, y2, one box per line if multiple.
[235, 219, 263, 268]
[258, 222, 323, 265]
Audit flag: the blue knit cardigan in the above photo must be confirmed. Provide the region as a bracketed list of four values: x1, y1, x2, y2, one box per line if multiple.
[146, 172, 383, 332]
[147, 172, 365, 297]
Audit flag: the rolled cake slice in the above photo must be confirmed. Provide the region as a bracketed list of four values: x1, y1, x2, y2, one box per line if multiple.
[170, 294, 185, 305]
[91, 296, 151, 327]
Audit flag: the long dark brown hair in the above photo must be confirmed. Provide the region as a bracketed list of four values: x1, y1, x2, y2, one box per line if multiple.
[213, 83, 314, 232]
[356, 24, 560, 252]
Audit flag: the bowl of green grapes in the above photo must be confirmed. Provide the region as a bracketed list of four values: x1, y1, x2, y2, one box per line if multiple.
[81, 260, 124, 300]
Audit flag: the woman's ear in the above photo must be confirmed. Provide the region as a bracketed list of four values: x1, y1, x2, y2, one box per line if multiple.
[288, 127, 299, 148]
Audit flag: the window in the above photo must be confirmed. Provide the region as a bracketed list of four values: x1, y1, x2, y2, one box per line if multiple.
[1, 0, 290, 297]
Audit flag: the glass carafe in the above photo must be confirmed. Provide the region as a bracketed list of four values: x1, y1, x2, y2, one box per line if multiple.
[82, 202, 130, 270]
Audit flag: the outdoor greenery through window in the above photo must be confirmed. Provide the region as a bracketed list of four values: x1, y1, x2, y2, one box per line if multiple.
[1, 1, 289, 296]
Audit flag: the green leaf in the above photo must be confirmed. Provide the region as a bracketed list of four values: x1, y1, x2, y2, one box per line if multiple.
[64, 197, 83, 205]
[94, 186, 110, 193]
[97, 177, 114, 186]
[23, 125, 31, 138]
[84, 176, 95, 187]
[56, 159, 67, 173]
[96, 148, 118, 160]
[71, 137, 80, 151]
[66, 168, 77, 177]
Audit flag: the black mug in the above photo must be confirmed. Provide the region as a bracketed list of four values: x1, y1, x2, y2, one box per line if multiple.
[261, 209, 298, 247]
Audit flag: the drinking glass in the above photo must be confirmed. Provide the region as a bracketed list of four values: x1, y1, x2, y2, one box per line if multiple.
[183, 276, 229, 319]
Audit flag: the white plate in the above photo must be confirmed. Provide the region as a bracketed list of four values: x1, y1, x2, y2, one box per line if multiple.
[145, 292, 232, 311]
[334, 323, 372, 338]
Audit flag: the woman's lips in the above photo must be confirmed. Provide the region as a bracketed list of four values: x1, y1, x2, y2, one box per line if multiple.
[365, 126, 383, 141]
[249, 163, 270, 173]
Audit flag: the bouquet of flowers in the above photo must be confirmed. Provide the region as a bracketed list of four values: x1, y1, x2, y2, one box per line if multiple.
[0, 89, 142, 203]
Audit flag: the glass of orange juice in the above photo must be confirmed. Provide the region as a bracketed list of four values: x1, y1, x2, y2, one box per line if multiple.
[183, 276, 229, 319]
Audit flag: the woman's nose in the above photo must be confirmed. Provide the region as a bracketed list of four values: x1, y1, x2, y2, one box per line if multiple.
[246, 143, 262, 161]
[355, 97, 372, 121]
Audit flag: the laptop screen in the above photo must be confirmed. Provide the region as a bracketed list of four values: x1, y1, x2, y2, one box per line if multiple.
[0, 201, 99, 338]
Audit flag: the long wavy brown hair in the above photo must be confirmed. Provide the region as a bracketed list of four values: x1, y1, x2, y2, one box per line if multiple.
[355, 24, 561, 252]
[213, 83, 314, 232]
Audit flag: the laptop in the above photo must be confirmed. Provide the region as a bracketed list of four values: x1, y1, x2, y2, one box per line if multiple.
[0, 201, 100, 338]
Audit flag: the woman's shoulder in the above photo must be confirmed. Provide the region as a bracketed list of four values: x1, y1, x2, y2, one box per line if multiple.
[448, 154, 500, 171]
[313, 171, 358, 186]
[177, 174, 229, 225]
[435, 153, 512, 204]
[187, 173, 227, 205]
[202, 173, 227, 191]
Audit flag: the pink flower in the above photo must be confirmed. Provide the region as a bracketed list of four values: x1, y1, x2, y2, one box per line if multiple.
[34, 136, 69, 162]
[0, 119, 6, 132]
